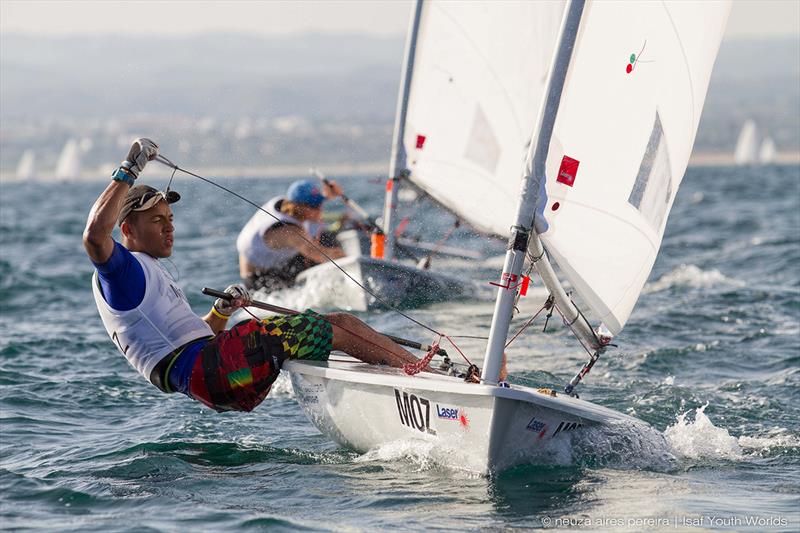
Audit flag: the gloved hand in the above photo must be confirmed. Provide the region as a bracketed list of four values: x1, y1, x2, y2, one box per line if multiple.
[121, 138, 159, 178]
[212, 284, 251, 317]
[322, 179, 343, 199]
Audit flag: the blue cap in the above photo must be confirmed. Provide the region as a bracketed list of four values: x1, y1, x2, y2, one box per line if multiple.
[286, 180, 325, 208]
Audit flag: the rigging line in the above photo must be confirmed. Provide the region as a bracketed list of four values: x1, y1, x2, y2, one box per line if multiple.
[165, 166, 177, 194]
[505, 304, 549, 349]
[442, 335, 473, 367]
[425, 218, 460, 260]
[569, 293, 603, 347]
[158, 159, 444, 337]
[553, 305, 594, 357]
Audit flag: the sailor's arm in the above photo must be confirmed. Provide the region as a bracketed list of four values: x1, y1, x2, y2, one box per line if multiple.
[83, 180, 132, 263]
[83, 138, 159, 263]
[265, 225, 345, 264]
[202, 309, 230, 335]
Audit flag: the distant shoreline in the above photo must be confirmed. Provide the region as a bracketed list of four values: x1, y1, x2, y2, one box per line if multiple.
[689, 151, 800, 167]
[2, 152, 798, 182]
[0, 161, 389, 183]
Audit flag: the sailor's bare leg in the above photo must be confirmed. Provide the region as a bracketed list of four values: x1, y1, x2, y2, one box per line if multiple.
[324, 312, 431, 370]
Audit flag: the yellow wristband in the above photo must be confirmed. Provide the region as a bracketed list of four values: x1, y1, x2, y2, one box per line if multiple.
[210, 306, 230, 320]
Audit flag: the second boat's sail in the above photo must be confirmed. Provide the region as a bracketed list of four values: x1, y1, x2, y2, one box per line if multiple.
[535, 1, 730, 334]
[402, 0, 567, 236]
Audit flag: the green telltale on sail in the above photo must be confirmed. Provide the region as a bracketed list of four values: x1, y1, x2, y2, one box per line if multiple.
[629, 53, 636, 63]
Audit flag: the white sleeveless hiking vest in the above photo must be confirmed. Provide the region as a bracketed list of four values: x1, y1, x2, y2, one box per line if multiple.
[92, 251, 213, 381]
[236, 196, 303, 270]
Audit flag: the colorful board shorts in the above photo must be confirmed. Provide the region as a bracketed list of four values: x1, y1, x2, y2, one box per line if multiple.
[188, 311, 333, 412]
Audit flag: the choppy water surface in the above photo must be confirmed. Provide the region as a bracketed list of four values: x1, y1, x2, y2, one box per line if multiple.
[1, 165, 798, 531]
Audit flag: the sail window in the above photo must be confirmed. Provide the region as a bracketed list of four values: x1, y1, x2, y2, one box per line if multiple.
[628, 112, 673, 230]
[464, 105, 500, 174]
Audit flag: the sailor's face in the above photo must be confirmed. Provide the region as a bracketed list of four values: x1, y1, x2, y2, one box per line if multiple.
[297, 203, 323, 222]
[125, 201, 174, 258]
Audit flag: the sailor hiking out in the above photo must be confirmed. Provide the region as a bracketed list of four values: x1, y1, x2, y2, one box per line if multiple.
[83, 138, 431, 413]
[237, 179, 346, 292]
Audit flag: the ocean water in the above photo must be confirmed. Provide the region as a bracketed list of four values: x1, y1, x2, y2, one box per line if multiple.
[1, 164, 798, 531]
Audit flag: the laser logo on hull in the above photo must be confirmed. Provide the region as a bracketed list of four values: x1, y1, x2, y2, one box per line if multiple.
[436, 404, 469, 428]
[525, 417, 548, 440]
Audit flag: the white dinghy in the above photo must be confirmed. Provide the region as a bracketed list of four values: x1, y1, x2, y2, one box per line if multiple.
[287, 0, 730, 474]
[289, 229, 468, 312]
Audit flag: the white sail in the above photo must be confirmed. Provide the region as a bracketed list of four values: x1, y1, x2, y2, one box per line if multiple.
[288, 0, 732, 474]
[734, 120, 759, 166]
[535, 0, 730, 334]
[759, 137, 776, 164]
[16, 149, 36, 181]
[402, 0, 567, 236]
[54, 139, 82, 181]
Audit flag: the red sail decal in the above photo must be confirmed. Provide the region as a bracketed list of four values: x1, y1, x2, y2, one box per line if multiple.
[556, 155, 580, 187]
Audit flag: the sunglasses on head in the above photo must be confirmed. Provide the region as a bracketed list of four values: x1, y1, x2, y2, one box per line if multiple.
[132, 189, 180, 211]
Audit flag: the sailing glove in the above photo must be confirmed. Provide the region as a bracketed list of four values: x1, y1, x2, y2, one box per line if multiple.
[121, 138, 159, 178]
[322, 179, 344, 199]
[213, 284, 251, 317]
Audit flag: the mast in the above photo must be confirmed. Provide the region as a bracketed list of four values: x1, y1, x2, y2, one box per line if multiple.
[481, 0, 592, 383]
[382, 0, 424, 260]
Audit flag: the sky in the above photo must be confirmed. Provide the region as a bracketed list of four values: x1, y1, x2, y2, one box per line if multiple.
[1, 0, 799, 40]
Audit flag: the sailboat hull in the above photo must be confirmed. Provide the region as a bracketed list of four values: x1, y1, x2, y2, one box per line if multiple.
[286, 358, 644, 474]
[294, 255, 468, 311]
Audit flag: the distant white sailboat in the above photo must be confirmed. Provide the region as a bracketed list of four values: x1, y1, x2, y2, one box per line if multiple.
[54, 139, 82, 181]
[759, 137, 776, 164]
[16, 149, 36, 181]
[734, 120, 758, 166]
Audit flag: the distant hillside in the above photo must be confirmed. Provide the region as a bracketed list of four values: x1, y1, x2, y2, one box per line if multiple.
[0, 32, 403, 121]
[1, 32, 798, 175]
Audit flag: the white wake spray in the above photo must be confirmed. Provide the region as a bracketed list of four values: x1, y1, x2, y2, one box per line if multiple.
[664, 403, 800, 461]
[644, 264, 744, 294]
